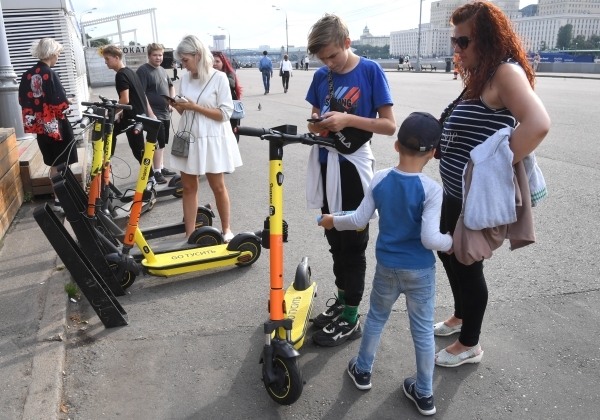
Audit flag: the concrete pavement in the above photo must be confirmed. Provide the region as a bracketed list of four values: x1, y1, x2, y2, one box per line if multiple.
[1, 68, 599, 419]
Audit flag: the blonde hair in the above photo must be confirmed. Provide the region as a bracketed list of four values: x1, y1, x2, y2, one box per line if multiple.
[175, 35, 213, 81]
[101, 45, 123, 59]
[31, 38, 64, 60]
[307, 14, 349, 55]
[147, 43, 164, 56]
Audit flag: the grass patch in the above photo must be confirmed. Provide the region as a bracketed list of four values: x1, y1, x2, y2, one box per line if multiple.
[64, 282, 79, 298]
[22, 191, 34, 203]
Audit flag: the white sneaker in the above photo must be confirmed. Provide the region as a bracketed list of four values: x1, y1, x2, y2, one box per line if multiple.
[147, 176, 157, 189]
[52, 201, 64, 214]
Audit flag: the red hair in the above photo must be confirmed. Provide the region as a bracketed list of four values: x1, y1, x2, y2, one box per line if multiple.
[212, 51, 242, 100]
[451, 1, 535, 100]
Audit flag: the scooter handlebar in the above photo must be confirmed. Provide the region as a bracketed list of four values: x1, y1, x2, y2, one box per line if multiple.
[235, 126, 269, 137]
[81, 100, 132, 111]
[79, 116, 90, 128]
[236, 125, 335, 148]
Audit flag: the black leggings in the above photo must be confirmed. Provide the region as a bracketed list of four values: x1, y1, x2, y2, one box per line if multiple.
[437, 193, 488, 347]
[321, 160, 369, 307]
[282, 71, 290, 90]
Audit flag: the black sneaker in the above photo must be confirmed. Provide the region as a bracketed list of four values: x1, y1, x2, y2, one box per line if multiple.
[161, 167, 176, 176]
[154, 171, 168, 184]
[312, 317, 361, 347]
[403, 378, 436, 416]
[347, 356, 371, 390]
[312, 297, 344, 328]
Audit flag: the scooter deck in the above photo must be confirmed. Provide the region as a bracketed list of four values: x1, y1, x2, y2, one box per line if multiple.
[274, 282, 317, 350]
[142, 244, 252, 277]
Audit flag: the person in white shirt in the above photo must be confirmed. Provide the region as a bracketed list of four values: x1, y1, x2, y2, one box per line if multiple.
[280, 54, 293, 93]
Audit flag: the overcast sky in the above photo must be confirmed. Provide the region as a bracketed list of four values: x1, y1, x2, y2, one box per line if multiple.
[73, 0, 537, 51]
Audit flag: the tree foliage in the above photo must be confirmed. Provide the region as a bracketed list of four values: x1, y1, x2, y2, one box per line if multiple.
[569, 34, 600, 50]
[556, 24, 572, 49]
[351, 44, 390, 59]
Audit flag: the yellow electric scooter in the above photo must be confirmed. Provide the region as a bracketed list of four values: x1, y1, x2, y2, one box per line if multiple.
[236, 124, 334, 405]
[106, 115, 262, 285]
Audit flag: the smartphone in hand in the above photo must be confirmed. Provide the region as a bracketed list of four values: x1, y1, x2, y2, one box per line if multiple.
[161, 94, 188, 103]
[307, 117, 324, 123]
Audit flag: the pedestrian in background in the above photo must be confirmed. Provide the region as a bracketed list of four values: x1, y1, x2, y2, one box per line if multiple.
[212, 51, 243, 142]
[435, 0, 550, 369]
[533, 52, 541, 73]
[18, 38, 78, 213]
[453, 52, 461, 80]
[172, 61, 179, 80]
[280, 54, 293, 93]
[305, 56, 309, 71]
[258, 50, 273, 94]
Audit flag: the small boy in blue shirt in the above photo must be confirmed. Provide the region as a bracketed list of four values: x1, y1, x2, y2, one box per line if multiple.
[319, 112, 453, 416]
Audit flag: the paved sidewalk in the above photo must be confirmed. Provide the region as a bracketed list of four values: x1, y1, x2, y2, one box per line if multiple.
[1, 69, 599, 419]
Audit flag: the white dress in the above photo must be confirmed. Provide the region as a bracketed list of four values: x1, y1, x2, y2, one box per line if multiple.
[171, 68, 242, 175]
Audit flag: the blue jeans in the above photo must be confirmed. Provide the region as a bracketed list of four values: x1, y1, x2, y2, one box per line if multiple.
[356, 263, 436, 397]
[261, 71, 271, 92]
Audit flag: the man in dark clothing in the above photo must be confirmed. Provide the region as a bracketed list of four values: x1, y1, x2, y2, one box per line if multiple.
[102, 45, 156, 166]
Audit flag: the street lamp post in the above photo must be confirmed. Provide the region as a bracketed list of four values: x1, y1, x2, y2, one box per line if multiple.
[272, 5, 288, 55]
[416, 0, 423, 72]
[79, 7, 97, 46]
[218, 27, 232, 63]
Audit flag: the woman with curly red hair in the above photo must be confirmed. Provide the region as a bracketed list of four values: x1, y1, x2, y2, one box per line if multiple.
[434, 1, 550, 367]
[212, 51, 242, 142]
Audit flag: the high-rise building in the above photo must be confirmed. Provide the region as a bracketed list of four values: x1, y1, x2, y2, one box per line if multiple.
[512, 0, 600, 51]
[212, 35, 226, 52]
[390, 0, 600, 57]
[391, 0, 521, 57]
[352, 25, 390, 47]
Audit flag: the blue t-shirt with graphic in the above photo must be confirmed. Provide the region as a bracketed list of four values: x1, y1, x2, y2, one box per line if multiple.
[306, 57, 393, 162]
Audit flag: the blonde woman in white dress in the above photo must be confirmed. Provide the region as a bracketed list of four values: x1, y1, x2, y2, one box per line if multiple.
[171, 35, 242, 241]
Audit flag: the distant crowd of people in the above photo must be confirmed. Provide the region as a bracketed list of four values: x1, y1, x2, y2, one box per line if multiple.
[20, 1, 551, 416]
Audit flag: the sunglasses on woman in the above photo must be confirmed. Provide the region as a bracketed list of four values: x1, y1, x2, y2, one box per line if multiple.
[450, 36, 472, 50]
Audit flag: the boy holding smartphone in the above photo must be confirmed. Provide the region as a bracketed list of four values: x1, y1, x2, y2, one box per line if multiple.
[305, 14, 396, 347]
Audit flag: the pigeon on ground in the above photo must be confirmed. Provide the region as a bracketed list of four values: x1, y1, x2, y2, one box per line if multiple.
[258, 103, 262, 111]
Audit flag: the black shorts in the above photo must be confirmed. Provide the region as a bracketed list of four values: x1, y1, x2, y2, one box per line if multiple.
[157, 119, 171, 149]
[37, 134, 78, 167]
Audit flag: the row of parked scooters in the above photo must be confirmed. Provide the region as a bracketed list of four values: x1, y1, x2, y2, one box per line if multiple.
[34, 97, 336, 405]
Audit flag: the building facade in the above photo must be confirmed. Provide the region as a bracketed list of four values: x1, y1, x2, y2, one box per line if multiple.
[512, 0, 600, 51]
[391, 0, 521, 57]
[352, 25, 390, 47]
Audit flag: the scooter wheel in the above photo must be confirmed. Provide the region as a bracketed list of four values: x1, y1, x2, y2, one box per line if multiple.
[172, 177, 183, 198]
[188, 228, 223, 247]
[235, 238, 261, 267]
[195, 209, 212, 228]
[263, 356, 303, 405]
[109, 263, 137, 289]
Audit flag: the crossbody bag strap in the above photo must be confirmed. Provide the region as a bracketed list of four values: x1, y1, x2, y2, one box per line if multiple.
[183, 72, 217, 132]
[327, 69, 335, 101]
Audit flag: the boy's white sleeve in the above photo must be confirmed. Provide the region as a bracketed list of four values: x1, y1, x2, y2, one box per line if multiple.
[333, 179, 376, 231]
[420, 176, 453, 251]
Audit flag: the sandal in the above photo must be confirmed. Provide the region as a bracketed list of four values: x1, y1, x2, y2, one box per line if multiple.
[435, 343, 483, 368]
[223, 231, 235, 243]
[433, 321, 462, 337]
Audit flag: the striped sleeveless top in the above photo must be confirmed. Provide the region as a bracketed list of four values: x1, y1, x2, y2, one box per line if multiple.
[439, 61, 520, 200]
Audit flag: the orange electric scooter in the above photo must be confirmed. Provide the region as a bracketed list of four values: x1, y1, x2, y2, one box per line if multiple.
[236, 124, 334, 405]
